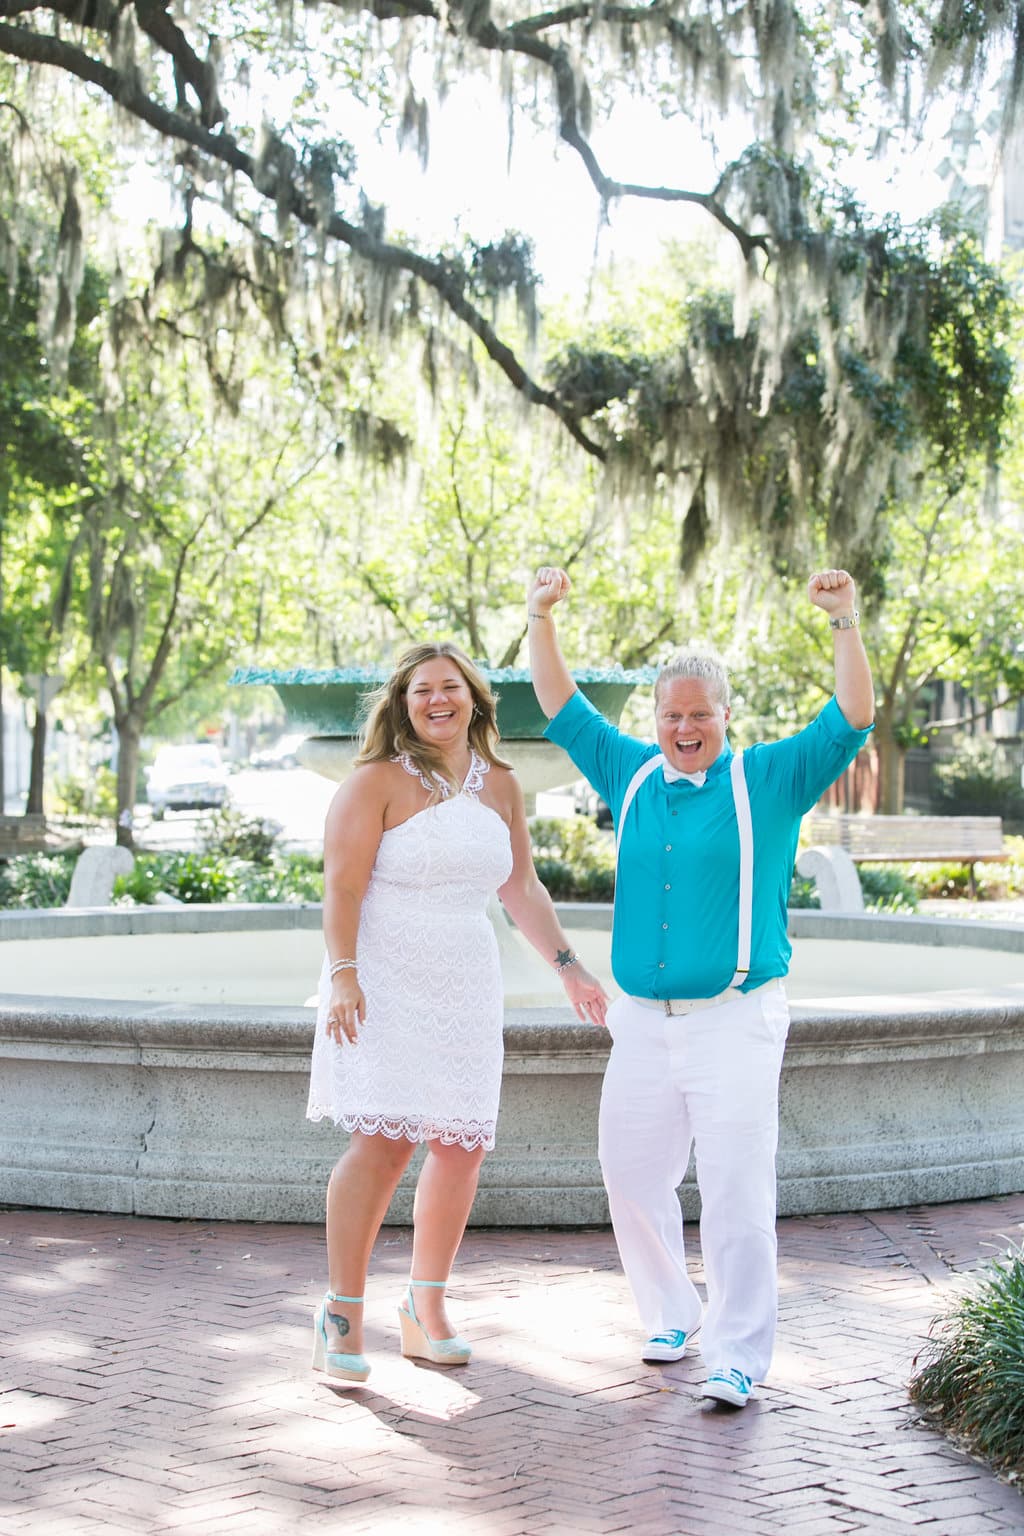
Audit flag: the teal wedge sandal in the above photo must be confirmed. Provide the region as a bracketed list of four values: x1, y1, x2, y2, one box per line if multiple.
[312, 1291, 371, 1382]
[398, 1279, 471, 1366]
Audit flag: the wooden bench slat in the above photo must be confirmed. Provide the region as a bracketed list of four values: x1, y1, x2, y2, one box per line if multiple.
[803, 814, 1006, 863]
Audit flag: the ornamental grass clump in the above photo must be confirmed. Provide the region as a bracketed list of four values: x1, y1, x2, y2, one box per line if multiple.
[909, 1240, 1024, 1479]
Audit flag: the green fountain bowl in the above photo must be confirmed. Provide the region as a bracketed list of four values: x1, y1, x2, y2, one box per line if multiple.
[230, 666, 657, 740]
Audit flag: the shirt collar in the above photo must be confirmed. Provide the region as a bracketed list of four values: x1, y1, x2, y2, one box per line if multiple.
[661, 741, 732, 788]
[662, 763, 706, 787]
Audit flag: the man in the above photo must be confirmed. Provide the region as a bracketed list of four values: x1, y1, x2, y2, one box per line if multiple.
[527, 566, 874, 1407]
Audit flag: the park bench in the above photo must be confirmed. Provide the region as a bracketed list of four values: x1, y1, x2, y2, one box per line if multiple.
[801, 813, 1007, 898]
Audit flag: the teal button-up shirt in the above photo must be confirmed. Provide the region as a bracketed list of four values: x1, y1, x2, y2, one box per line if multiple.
[545, 690, 873, 999]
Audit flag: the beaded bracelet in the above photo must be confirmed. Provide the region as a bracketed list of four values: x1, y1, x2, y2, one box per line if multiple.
[329, 958, 358, 977]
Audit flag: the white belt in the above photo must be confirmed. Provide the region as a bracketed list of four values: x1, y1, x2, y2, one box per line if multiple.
[631, 978, 779, 1017]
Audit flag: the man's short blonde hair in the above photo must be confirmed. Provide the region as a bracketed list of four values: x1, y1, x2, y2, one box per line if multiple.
[655, 649, 731, 709]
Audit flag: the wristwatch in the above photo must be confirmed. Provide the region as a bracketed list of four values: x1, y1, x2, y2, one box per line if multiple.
[829, 611, 859, 630]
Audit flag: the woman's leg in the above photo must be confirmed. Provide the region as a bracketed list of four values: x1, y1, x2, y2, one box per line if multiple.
[408, 1139, 487, 1337]
[325, 1130, 417, 1349]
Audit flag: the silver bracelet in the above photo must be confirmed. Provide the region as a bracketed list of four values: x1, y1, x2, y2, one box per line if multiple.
[829, 611, 859, 630]
[528, 610, 551, 621]
[554, 950, 579, 974]
[329, 958, 358, 976]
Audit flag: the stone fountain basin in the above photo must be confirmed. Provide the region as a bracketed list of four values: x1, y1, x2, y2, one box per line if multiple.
[1, 906, 1022, 1225]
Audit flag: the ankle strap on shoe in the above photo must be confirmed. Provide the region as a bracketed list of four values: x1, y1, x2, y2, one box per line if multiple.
[408, 1279, 448, 1288]
[327, 1291, 364, 1304]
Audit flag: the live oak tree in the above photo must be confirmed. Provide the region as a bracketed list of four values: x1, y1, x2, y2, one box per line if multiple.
[0, 258, 102, 816]
[1, 0, 1022, 560]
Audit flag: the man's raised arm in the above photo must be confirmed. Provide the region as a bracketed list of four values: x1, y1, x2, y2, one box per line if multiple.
[808, 569, 875, 730]
[527, 566, 578, 720]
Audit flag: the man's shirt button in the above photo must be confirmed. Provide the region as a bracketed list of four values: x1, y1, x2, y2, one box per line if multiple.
[662, 922, 669, 930]
[665, 844, 672, 852]
[658, 962, 665, 969]
[664, 883, 671, 890]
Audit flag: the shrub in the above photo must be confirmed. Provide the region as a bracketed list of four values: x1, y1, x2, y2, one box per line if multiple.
[1001, 836, 1024, 899]
[199, 806, 281, 865]
[114, 857, 169, 905]
[788, 866, 920, 912]
[0, 852, 77, 908]
[531, 856, 579, 901]
[530, 817, 615, 901]
[857, 865, 920, 913]
[50, 767, 119, 820]
[113, 848, 324, 906]
[232, 860, 324, 903]
[909, 1240, 1024, 1478]
[788, 875, 820, 909]
[113, 851, 236, 905]
[932, 737, 1024, 825]
[172, 854, 237, 904]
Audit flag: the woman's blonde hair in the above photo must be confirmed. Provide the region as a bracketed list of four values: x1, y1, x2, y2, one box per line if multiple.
[356, 641, 511, 796]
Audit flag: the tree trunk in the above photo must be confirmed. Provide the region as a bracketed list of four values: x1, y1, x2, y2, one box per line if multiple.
[873, 706, 906, 814]
[0, 463, 7, 814]
[113, 714, 142, 850]
[25, 698, 46, 815]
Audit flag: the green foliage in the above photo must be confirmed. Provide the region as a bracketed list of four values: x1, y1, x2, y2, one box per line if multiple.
[530, 817, 615, 901]
[544, 223, 1015, 568]
[788, 866, 919, 912]
[110, 849, 324, 907]
[0, 852, 76, 908]
[788, 874, 820, 909]
[856, 866, 920, 914]
[933, 738, 1024, 824]
[172, 854, 235, 906]
[199, 806, 281, 866]
[909, 1241, 1024, 1477]
[231, 859, 324, 903]
[1001, 837, 1024, 899]
[112, 857, 167, 906]
[115, 853, 237, 905]
[50, 768, 118, 820]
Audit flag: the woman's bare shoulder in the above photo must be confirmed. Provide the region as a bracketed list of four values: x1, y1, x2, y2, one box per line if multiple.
[327, 760, 401, 813]
[484, 762, 523, 809]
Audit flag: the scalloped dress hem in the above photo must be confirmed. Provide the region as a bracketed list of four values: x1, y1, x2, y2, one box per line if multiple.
[307, 1107, 496, 1152]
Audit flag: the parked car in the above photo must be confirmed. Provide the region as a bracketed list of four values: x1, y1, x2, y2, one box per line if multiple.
[572, 779, 613, 829]
[146, 744, 230, 820]
[250, 732, 305, 770]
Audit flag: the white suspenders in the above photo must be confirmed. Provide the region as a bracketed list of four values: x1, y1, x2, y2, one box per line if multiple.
[613, 750, 752, 990]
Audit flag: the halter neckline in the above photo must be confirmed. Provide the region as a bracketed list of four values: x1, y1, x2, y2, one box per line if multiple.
[395, 749, 488, 800]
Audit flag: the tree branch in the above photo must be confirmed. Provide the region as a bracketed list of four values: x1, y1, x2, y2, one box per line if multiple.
[922, 693, 1024, 731]
[0, 15, 606, 457]
[326, 0, 769, 260]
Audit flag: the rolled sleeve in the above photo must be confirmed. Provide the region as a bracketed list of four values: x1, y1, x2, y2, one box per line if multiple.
[753, 695, 873, 816]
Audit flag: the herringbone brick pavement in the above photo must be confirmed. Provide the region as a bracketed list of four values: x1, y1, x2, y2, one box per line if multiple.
[1, 1197, 1022, 1536]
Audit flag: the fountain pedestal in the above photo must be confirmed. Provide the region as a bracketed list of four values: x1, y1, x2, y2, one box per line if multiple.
[232, 664, 656, 811]
[231, 664, 654, 1000]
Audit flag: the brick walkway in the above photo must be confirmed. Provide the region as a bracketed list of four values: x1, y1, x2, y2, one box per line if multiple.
[1, 1198, 1022, 1536]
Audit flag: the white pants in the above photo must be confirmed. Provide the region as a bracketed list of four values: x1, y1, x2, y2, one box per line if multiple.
[598, 983, 790, 1382]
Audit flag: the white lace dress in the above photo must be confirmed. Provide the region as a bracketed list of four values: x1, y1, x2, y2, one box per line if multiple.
[306, 753, 514, 1151]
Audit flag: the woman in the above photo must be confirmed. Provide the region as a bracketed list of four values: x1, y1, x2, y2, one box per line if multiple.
[307, 640, 608, 1383]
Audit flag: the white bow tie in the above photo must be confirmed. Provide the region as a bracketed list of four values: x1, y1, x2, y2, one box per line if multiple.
[663, 763, 706, 787]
